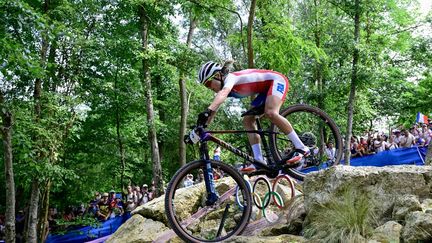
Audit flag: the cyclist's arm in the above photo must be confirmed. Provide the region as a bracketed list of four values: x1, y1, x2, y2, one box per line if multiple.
[205, 87, 231, 124]
[208, 87, 231, 111]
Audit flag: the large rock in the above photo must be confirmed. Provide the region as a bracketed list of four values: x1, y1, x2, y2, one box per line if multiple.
[392, 195, 422, 221]
[303, 165, 432, 221]
[133, 182, 206, 224]
[106, 214, 168, 243]
[401, 211, 432, 242]
[370, 221, 402, 243]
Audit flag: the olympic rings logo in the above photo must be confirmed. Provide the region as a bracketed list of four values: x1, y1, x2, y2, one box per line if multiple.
[235, 174, 296, 222]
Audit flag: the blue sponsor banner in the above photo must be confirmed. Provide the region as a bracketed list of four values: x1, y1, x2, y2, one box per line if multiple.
[46, 215, 128, 243]
[301, 146, 428, 174]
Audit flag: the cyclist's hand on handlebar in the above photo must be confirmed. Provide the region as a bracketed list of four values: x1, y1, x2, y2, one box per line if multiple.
[197, 108, 214, 126]
[184, 129, 200, 144]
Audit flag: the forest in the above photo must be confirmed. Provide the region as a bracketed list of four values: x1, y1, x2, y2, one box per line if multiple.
[1, 0, 431, 242]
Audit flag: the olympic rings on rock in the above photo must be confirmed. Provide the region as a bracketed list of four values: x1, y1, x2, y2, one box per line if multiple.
[262, 191, 284, 222]
[272, 174, 295, 209]
[252, 176, 272, 210]
[234, 173, 296, 222]
[235, 179, 252, 210]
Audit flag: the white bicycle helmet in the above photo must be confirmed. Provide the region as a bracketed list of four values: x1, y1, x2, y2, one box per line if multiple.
[198, 61, 222, 84]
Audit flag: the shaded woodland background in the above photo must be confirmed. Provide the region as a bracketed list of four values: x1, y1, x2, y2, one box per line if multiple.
[0, 0, 431, 242]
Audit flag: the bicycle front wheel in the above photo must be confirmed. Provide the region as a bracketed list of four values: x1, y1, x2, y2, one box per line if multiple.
[165, 160, 252, 242]
[269, 104, 343, 180]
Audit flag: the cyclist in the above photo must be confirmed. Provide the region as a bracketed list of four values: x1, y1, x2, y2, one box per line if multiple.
[196, 61, 309, 173]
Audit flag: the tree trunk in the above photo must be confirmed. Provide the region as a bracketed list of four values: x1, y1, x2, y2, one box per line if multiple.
[1, 91, 16, 243]
[27, 180, 40, 243]
[38, 180, 51, 242]
[114, 74, 126, 190]
[139, 5, 163, 197]
[247, 0, 257, 68]
[343, 0, 361, 165]
[314, 0, 326, 156]
[178, 15, 196, 167]
[27, 1, 49, 240]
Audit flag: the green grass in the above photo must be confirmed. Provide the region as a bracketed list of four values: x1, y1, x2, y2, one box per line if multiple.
[303, 187, 377, 243]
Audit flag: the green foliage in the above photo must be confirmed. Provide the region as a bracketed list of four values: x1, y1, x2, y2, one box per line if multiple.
[1, 0, 431, 220]
[303, 188, 377, 242]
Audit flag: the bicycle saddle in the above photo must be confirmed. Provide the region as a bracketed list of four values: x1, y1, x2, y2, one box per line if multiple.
[241, 104, 265, 117]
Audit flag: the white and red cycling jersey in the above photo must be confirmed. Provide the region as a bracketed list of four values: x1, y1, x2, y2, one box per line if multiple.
[223, 69, 289, 101]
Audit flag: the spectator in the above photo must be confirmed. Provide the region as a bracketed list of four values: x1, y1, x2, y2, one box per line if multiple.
[400, 129, 415, 148]
[110, 195, 124, 218]
[325, 142, 336, 165]
[76, 203, 86, 218]
[149, 184, 157, 201]
[357, 137, 368, 155]
[195, 169, 205, 184]
[417, 137, 426, 147]
[183, 174, 194, 188]
[94, 191, 101, 203]
[139, 184, 150, 205]
[125, 185, 137, 213]
[386, 136, 399, 150]
[108, 190, 116, 208]
[134, 186, 142, 206]
[374, 136, 386, 153]
[15, 209, 25, 242]
[63, 206, 75, 221]
[392, 129, 402, 147]
[420, 123, 431, 146]
[350, 136, 362, 157]
[47, 207, 58, 233]
[87, 193, 100, 217]
[213, 146, 221, 161]
[96, 193, 111, 221]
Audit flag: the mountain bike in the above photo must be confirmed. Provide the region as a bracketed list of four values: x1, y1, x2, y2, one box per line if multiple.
[165, 103, 342, 242]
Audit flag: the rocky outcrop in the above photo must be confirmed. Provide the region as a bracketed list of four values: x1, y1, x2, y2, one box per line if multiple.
[370, 221, 402, 243]
[303, 165, 432, 221]
[107, 165, 432, 242]
[401, 211, 432, 242]
[105, 214, 169, 243]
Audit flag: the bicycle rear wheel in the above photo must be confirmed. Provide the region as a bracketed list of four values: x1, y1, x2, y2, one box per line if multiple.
[269, 104, 343, 180]
[165, 160, 252, 242]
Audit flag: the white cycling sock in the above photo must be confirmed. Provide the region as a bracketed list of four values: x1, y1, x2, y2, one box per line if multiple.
[287, 130, 306, 150]
[251, 143, 265, 163]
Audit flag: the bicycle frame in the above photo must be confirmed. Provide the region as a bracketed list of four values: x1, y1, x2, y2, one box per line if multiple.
[196, 118, 283, 205]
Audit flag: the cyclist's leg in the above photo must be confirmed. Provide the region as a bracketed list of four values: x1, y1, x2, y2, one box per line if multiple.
[241, 115, 263, 172]
[265, 94, 309, 163]
[243, 115, 263, 160]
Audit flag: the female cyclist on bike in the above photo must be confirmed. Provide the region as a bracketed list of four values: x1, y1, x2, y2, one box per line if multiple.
[196, 61, 309, 173]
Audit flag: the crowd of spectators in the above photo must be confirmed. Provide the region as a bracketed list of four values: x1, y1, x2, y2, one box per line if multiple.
[348, 122, 431, 158]
[182, 167, 224, 188]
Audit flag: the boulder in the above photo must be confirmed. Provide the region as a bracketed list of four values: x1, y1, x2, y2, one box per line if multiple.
[421, 198, 432, 213]
[106, 214, 169, 243]
[370, 221, 402, 243]
[401, 211, 432, 242]
[392, 195, 422, 221]
[303, 165, 432, 221]
[133, 182, 206, 224]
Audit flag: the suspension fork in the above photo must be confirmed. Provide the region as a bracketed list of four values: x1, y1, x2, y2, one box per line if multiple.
[200, 141, 219, 205]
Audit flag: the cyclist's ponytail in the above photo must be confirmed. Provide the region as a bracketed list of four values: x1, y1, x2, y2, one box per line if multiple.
[221, 60, 235, 76]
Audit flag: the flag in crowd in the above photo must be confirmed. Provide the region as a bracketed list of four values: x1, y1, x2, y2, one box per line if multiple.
[416, 112, 429, 124]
